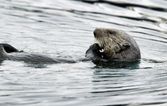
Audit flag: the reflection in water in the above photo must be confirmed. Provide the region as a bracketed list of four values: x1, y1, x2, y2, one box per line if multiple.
[0, 0, 167, 105]
[93, 61, 140, 69]
[92, 68, 167, 105]
[92, 69, 138, 99]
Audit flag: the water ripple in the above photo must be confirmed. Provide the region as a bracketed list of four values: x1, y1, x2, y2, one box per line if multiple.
[0, 0, 167, 106]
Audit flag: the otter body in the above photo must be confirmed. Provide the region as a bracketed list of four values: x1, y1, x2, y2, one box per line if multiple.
[86, 28, 141, 66]
[0, 44, 75, 64]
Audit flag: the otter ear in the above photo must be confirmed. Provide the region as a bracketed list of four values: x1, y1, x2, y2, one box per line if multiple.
[120, 42, 130, 51]
[115, 42, 130, 53]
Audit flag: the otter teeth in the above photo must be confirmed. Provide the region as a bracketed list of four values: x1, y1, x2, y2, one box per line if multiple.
[99, 49, 104, 53]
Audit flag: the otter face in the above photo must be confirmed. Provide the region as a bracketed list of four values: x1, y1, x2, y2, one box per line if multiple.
[94, 28, 131, 58]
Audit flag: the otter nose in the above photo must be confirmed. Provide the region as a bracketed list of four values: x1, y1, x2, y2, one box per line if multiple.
[94, 28, 102, 38]
[93, 29, 97, 38]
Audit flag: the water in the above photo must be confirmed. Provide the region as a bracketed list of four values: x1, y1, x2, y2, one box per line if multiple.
[0, 0, 167, 105]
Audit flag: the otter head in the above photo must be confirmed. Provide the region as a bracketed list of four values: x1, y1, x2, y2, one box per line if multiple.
[94, 28, 132, 58]
[86, 28, 141, 64]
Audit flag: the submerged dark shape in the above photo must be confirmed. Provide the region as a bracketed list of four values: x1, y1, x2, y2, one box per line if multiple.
[0, 43, 75, 64]
[85, 28, 141, 67]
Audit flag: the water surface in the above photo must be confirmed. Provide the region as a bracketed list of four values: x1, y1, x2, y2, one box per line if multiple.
[0, 0, 167, 106]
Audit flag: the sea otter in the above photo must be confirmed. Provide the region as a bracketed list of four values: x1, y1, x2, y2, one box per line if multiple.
[85, 28, 141, 66]
[0, 28, 140, 66]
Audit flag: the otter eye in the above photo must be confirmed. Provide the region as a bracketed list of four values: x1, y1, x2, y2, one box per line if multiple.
[108, 31, 116, 35]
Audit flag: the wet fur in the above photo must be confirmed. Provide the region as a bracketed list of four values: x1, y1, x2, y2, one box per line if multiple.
[0, 44, 76, 64]
[90, 28, 141, 62]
